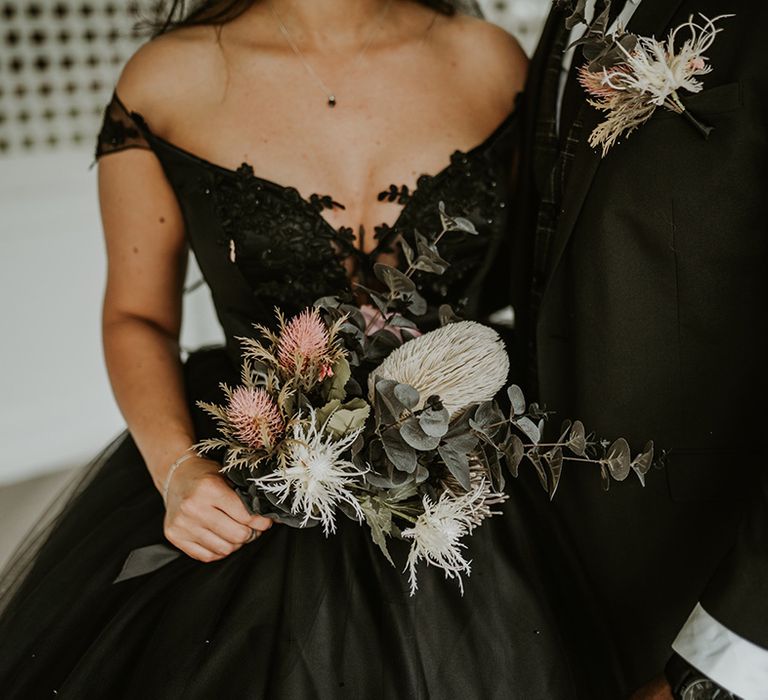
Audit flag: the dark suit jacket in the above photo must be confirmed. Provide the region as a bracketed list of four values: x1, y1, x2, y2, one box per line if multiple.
[515, 1, 768, 695]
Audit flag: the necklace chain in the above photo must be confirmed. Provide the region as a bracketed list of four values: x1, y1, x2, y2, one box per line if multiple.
[269, 0, 393, 108]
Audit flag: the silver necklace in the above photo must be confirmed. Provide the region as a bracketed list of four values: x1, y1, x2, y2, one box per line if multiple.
[269, 0, 393, 108]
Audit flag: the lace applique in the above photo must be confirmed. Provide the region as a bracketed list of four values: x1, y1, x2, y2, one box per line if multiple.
[93, 91, 152, 162]
[377, 184, 411, 205]
[209, 163, 354, 315]
[204, 134, 512, 317]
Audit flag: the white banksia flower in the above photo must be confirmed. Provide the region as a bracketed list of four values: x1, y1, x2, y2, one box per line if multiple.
[370, 321, 509, 417]
[249, 411, 366, 535]
[402, 480, 500, 596]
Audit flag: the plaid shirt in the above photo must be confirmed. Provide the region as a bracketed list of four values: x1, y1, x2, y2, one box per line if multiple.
[527, 13, 593, 391]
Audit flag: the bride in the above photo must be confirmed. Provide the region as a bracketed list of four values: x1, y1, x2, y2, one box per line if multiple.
[0, 1, 585, 697]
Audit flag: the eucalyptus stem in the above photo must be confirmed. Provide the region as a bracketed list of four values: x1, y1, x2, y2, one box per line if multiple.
[386, 506, 418, 524]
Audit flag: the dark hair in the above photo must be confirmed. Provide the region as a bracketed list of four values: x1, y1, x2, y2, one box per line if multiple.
[141, 0, 457, 38]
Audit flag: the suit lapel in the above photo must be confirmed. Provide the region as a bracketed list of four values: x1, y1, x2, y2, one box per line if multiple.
[539, 0, 688, 294]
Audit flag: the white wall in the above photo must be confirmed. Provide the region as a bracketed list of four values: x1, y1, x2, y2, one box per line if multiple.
[0, 1, 550, 486]
[0, 148, 223, 485]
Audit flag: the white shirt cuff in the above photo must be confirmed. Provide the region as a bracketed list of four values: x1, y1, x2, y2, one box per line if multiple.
[672, 602, 768, 700]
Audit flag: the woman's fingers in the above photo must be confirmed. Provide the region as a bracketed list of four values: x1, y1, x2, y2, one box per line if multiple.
[249, 514, 273, 532]
[196, 529, 238, 558]
[183, 541, 222, 564]
[208, 508, 256, 545]
[213, 485, 274, 532]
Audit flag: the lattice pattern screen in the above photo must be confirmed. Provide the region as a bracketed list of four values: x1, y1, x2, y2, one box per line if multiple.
[0, 0, 156, 155]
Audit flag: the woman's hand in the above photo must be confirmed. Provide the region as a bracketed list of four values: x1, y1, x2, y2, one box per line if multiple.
[163, 456, 273, 563]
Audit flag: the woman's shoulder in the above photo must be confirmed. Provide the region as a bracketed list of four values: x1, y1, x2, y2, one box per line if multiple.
[113, 25, 224, 130]
[432, 12, 529, 103]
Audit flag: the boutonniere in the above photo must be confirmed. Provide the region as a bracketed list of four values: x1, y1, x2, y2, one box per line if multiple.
[574, 12, 732, 156]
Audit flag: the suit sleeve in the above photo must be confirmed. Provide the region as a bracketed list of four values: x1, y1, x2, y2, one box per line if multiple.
[672, 463, 768, 700]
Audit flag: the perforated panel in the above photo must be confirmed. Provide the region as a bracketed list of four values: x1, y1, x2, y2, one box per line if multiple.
[0, 0, 157, 154]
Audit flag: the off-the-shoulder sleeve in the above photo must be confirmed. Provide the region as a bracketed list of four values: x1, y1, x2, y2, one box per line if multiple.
[92, 90, 152, 163]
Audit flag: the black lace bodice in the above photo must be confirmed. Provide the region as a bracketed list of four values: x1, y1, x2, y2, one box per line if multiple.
[94, 91, 517, 366]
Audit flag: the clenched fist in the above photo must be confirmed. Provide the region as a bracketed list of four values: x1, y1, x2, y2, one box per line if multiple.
[162, 456, 273, 562]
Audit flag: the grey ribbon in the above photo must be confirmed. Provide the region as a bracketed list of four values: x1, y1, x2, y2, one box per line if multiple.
[113, 543, 181, 584]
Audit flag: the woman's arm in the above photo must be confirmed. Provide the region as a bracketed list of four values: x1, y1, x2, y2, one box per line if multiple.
[97, 45, 271, 563]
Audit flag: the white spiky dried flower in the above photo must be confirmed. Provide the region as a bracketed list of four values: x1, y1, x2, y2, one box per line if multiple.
[249, 410, 367, 535]
[369, 320, 509, 417]
[402, 480, 498, 596]
[580, 14, 731, 155]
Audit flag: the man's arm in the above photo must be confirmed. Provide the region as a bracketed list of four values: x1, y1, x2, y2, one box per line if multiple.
[669, 464, 768, 699]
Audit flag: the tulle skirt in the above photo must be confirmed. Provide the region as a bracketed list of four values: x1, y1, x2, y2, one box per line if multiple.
[0, 347, 586, 699]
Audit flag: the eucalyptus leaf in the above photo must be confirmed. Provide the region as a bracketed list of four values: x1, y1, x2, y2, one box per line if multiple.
[599, 463, 612, 492]
[400, 237, 415, 267]
[394, 383, 420, 410]
[412, 255, 449, 275]
[547, 447, 564, 500]
[355, 285, 390, 316]
[444, 409, 474, 440]
[474, 401, 505, 432]
[515, 416, 541, 444]
[605, 438, 631, 481]
[412, 232, 449, 275]
[407, 289, 428, 316]
[483, 444, 504, 491]
[452, 216, 479, 235]
[386, 315, 420, 331]
[366, 329, 403, 362]
[438, 304, 462, 326]
[313, 295, 342, 311]
[528, 450, 550, 492]
[415, 464, 430, 484]
[631, 441, 655, 486]
[400, 416, 441, 451]
[501, 434, 525, 477]
[373, 379, 398, 427]
[507, 385, 527, 417]
[374, 263, 416, 295]
[568, 420, 587, 456]
[419, 403, 450, 438]
[442, 432, 479, 459]
[375, 379, 407, 421]
[437, 443, 471, 490]
[382, 427, 418, 473]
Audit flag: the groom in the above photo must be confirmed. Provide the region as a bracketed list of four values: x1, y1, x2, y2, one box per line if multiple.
[515, 0, 768, 698]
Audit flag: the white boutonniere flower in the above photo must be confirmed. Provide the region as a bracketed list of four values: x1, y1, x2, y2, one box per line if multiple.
[576, 13, 733, 156]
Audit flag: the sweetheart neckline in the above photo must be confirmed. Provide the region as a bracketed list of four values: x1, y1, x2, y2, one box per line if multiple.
[111, 89, 516, 260]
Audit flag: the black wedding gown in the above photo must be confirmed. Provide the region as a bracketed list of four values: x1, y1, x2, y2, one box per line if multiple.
[0, 92, 582, 699]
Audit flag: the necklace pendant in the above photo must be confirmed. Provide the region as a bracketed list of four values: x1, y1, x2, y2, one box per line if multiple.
[328, 95, 337, 108]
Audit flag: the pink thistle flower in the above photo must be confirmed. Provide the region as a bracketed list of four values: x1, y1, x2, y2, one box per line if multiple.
[226, 386, 284, 450]
[277, 309, 334, 377]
